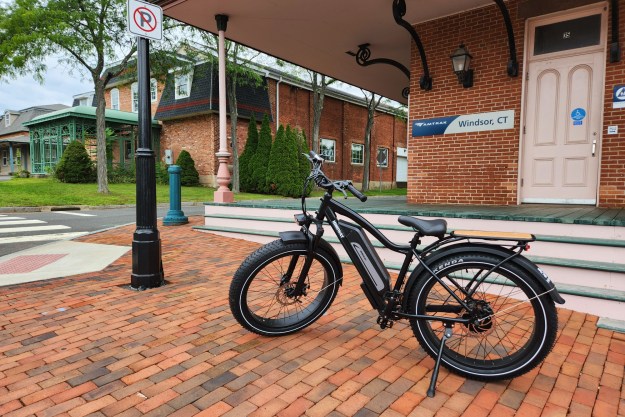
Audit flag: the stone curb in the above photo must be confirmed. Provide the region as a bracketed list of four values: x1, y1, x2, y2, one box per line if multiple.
[0, 201, 204, 214]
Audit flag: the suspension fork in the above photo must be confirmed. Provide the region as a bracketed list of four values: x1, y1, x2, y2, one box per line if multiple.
[287, 194, 330, 296]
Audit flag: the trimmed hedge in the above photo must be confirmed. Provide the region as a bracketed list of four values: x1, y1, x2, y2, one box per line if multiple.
[239, 114, 258, 192]
[54, 140, 95, 183]
[250, 114, 273, 193]
[176, 150, 200, 186]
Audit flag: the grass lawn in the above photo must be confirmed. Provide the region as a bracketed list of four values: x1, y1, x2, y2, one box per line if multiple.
[0, 177, 406, 207]
[0, 178, 279, 207]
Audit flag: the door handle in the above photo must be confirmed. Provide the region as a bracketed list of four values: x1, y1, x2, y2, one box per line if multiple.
[592, 139, 597, 157]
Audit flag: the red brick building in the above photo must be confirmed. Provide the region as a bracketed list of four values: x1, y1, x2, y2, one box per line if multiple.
[407, 0, 625, 207]
[155, 0, 625, 208]
[104, 61, 407, 189]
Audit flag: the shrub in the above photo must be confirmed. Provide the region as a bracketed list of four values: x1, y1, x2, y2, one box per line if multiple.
[266, 125, 301, 197]
[239, 114, 258, 192]
[54, 140, 96, 183]
[16, 169, 30, 178]
[176, 149, 200, 186]
[250, 114, 273, 193]
[295, 129, 313, 195]
[108, 164, 135, 184]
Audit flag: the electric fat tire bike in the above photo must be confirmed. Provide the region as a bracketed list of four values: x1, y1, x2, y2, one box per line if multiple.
[229, 151, 565, 396]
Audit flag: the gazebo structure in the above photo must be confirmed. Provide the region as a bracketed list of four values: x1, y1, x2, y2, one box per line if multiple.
[22, 105, 161, 175]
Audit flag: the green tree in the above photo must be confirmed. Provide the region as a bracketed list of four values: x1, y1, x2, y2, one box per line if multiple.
[360, 90, 383, 191]
[239, 114, 258, 192]
[0, 0, 185, 194]
[266, 125, 300, 197]
[176, 150, 200, 186]
[54, 140, 95, 183]
[250, 114, 273, 193]
[295, 129, 313, 195]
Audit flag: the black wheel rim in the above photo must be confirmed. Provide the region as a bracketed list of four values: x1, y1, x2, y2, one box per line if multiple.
[243, 251, 332, 329]
[417, 262, 545, 370]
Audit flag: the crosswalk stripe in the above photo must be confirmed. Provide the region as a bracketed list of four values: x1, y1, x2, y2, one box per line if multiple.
[0, 220, 46, 226]
[0, 232, 88, 245]
[53, 211, 97, 217]
[0, 225, 71, 234]
[0, 217, 26, 221]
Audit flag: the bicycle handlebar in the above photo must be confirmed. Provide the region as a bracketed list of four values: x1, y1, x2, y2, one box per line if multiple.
[305, 151, 367, 202]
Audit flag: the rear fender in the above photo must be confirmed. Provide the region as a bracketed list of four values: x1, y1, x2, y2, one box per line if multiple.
[402, 243, 565, 310]
[279, 230, 344, 285]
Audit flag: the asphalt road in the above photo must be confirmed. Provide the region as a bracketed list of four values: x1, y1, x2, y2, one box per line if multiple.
[0, 204, 206, 257]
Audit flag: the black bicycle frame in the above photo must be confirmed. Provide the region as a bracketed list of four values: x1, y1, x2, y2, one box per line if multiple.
[298, 192, 477, 326]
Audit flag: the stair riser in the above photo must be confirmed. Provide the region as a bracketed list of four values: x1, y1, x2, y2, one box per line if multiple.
[198, 229, 625, 322]
[202, 216, 625, 264]
[205, 205, 625, 241]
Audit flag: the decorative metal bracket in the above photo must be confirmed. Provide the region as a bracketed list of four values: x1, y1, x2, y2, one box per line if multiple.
[392, 0, 432, 90]
[349, 43, 410, 98]
[493, 0, 519, 77]
[610, 0, 621, 63]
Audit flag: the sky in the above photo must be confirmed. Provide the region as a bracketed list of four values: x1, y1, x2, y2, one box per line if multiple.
[0, 56, 93, 112]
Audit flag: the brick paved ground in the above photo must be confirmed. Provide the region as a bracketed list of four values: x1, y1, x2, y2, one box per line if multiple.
[1, 216, 624, 417]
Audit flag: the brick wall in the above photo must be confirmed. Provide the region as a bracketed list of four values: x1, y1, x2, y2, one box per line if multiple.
[267, 79, 407, 188]
[109, 75, 408, 188]
[600, 0, 625, 207]
[408, 2, 523, 205]
[104, 81, 163, 115]
[160, 114, 218, 185]
[408, 0, 625, 207]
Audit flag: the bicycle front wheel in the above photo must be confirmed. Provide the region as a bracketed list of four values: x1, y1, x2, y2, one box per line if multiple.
[407, 252, 558, 381]
[229, 239, 340, 336]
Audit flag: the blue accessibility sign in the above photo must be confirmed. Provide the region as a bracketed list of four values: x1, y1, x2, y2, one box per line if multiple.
[571, 108, 586, 121]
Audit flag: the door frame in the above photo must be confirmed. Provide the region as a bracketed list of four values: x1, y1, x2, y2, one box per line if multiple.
[518, 2, 608, 205]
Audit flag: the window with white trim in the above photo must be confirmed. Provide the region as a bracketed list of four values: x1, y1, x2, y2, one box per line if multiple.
[131, 82, 138, 113]
[175, 72, 192, 99]
[320, 138, 336, 163]
[150, 78, 158, 102]
[351, 143, 364, 165]
[1, 150, 7, 166]
[110, 88, 120, 110]
[79, 98, 89, 106]
[376, 147, 389, 168]
[15, 148, 21, 166]
[4, 111, 10, 127]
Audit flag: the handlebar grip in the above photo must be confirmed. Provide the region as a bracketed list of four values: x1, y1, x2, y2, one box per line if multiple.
[347, 184, 367, 202]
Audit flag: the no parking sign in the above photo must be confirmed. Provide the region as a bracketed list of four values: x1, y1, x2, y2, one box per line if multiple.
[127, 0, 163, 40]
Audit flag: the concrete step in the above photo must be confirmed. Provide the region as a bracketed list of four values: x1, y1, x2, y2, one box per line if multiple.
[200, 205, 625, 322]
[202, 208, 625, 265]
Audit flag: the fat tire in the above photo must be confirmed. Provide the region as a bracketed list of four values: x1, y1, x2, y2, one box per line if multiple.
[229, 239, 340, 336]
[407, 252, 558, 381]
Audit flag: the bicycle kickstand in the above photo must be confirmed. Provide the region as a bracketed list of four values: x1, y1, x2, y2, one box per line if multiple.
[427, 324, 453, 398]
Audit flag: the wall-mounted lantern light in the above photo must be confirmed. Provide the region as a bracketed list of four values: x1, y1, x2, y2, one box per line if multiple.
[450, 44, 473, 88]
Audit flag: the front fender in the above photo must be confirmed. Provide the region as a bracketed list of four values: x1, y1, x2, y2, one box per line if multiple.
[279, 230, 344, 285]
[402, 243, 565, 310]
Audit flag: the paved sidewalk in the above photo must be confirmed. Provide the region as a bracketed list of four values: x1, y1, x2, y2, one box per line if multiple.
[0, 217, 624, 417]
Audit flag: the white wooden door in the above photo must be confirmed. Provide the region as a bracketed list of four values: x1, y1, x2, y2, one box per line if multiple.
[521, 6, 606, 204]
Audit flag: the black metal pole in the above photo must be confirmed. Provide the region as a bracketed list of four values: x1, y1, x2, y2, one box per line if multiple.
[131, 36, 163, 290]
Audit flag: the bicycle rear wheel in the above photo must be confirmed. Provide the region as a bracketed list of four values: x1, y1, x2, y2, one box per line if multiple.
[229, 239, 340, 336]
[407, 252, 558, 380]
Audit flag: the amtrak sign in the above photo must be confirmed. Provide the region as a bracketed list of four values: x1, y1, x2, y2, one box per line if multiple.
[613, 85, 625, 109]
[412, 110, 515, 137]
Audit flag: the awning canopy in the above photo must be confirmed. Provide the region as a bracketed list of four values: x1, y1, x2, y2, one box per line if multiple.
[154, 0, 494, 103]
